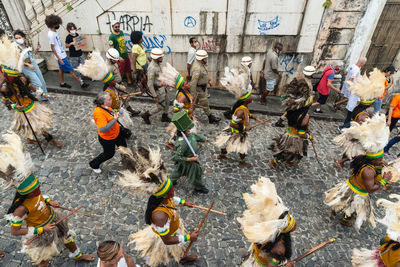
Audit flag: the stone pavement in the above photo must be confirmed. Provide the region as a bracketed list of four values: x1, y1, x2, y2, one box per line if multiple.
[0, 92, 399, 267]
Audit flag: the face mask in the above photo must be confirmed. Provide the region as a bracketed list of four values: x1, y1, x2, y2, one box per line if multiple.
[55, 25, 60, 30]
[70, 30, 76, 35]
[15, 39, 24, 45]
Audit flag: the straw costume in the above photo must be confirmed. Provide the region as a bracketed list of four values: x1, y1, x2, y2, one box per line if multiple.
[0, 132, 93, 266]
[352, 194, 400, 267]
[216, 66, 260, 167]
[169, 111, 208, 194]
[159, 62, 200, 149]
[238, 177, 296, 266]
[269, 77, 313, 169]
[0, 37, 62, 147]
[325, 114, 391, 231]
[77, 50, 132, 127]
[335, 69, 386, 169]
[118, 146, 200, 265]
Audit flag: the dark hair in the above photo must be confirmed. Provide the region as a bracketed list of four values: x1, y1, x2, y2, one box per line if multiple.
[13, 29, 25, 38]
[2, 75, 38, 101]
[350, 155, 373, 177]
[130, 31, 143, 45]
[93, 92, 109, 107]
[0, 28, 5, 37]
[384, 65, 396, 74]
[7, 191, 27, 214]
[274, 42, 283, 49]
[350, 103, 370, 121]
[45, 14, 62, 29]
[189, 37, 196, 44]
[145, 195, 164, 225]
[260, 232, 292, 262]
[66, 22, 77, 31]
[382, 240, 400, 252]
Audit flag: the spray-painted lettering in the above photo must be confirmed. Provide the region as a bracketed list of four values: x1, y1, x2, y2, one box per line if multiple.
[124, 33, 171, 55]
[258, 16, 280, 35]
[278, 54, 302, 75]
[106, 12, 153, 33]
[199, 38, 221, 53]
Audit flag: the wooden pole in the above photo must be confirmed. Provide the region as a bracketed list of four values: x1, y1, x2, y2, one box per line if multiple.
[191, 204, 226, 216]
[56, 206, 94, 218]
[182, 201, 214, 258]
[285, 238, 335, 265]
[310, 137, 321, 164]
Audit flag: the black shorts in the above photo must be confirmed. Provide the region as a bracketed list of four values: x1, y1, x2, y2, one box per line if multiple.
[317, 94, 329, 104]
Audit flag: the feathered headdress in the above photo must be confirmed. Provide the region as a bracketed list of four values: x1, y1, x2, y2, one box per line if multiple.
[220, 66, 251, 101]
[377, 194, 400, 242]
[118, 146, 171, 198]
[382, 161, 400, 184]
[0, 37, 24, 76]
[333, 113, 389, 159]
[158, 63, 186, 90]
[0, 131, 34, 190]
[347, 68, 386, 104]
[77, 50, 114, 83]
[281, 77, 313, 111]
[237, 177, 296, 244]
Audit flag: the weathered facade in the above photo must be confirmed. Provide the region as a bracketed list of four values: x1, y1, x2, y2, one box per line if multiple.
[2, 0, 399, 87]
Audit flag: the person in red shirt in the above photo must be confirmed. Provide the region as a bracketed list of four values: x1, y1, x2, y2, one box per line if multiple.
[312, 64, 341, 113]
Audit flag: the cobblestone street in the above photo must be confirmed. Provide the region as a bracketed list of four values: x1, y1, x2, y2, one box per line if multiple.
[0, 93, 398, 267]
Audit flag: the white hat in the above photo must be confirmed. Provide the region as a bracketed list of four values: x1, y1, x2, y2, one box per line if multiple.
[241, 56, 252, 66]
[106, 48, 119, 61]
[195, 50, 208, 61]
[150, 48, 164, 60]
[303, 66, 316, 76]
[110, 20, 119, 27]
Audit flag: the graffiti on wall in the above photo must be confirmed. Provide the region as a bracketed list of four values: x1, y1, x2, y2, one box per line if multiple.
[278, 54, 302, 75]
[124, 33, 171, 55]
[106, 12, 153, 33]
[184, 16, 197, 28]
[258, 16, 280, 35]
[199, 38, 222, 53]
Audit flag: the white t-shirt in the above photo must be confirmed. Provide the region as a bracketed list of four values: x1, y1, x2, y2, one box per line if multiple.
[48, 30, 67, 60]
[346, 93, 360, 112]
[341, 64, 360, 98]
[187, 47, 196, 65]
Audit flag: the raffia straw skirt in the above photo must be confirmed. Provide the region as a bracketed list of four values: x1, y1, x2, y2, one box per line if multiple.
[21, 211, 70, 265]
[351, 247, 385, 267]
[270, 132, 308, 164]
[129, 221, 186, 266]
[12, 102, 53, 139]
[324, 181, 375, 231]
[215, 128, 250, 155]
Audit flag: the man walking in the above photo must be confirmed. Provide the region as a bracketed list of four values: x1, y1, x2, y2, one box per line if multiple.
[312, 63, 341, 113]
[108, 20, 132, 85]
[260, 42, 283, 104]
[186, 37, 198, 80]
[190, 50, 220, 124]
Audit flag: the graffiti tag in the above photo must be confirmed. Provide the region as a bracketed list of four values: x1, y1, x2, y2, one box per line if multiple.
[199, 38, 221, 53]
[258, 16, 280, 35]
[124, 33, 171, 55]
[106, 12, 153, 33]
[184, 16, 197, 28]
[278, 54, 302, 75]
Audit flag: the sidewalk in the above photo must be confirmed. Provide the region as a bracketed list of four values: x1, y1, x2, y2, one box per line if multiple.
[43, 70, 346, 122]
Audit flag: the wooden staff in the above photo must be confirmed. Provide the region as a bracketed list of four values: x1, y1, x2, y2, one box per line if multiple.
[25, 206, 83, 245]
[285, 238, 335, 265]
[182, 201, 214, 258]
[191, 204, 226, 216]
[309, 135, 321, 164]
[247, 119, 271, 131]
[56, 206, 94, 218]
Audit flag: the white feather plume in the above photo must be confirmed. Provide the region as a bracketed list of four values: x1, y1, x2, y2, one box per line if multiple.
[220, 66, 249, 99]
[348, 68, 386, 101]
[77, 50, 109, 80]
[17, 47, 32, 72]
[158, 63, 180, 89]
[377, 194, 400, 242]
[237, 177, 291, 244]
[0, 37, 22, 70]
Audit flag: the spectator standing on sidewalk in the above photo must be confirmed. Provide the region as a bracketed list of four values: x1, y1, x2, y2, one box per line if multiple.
[387, 93, 400, 132]
[130, 31, 149, 95]
[334, 57, 366, 109]
[260, 42, 283, 105]
[108, 20, 132, 85]
[65, 22, 86, 84]
[45, 14, 89, 89]
[13, 30, 48, 101]
[186, 37, 198, 80]
[311, 63, 342, 113]
[374, 65, 395, 114]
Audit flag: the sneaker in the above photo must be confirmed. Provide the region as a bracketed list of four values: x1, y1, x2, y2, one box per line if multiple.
[314, 109, 323, 114]
[60, 83, 72, 88]
[337, 126, 343, 134]
[81, 82, 90, 88]
[92, 168, 102, 174]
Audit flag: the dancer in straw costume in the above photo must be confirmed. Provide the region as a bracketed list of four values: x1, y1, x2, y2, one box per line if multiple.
[335, 68, 386, 169]
[158, 62, 200, 149]
[77, 50, 133, 127]
[216, 66, 261, 168]
[238, 177, 296, 267]
[325, 114, 391, 231]
[269, 77, 313, 169]
[352, 193, 400, 267]
[0, 37, 63, 147]
[117, 146, 201, 265]
[0, 132, 93, 266]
